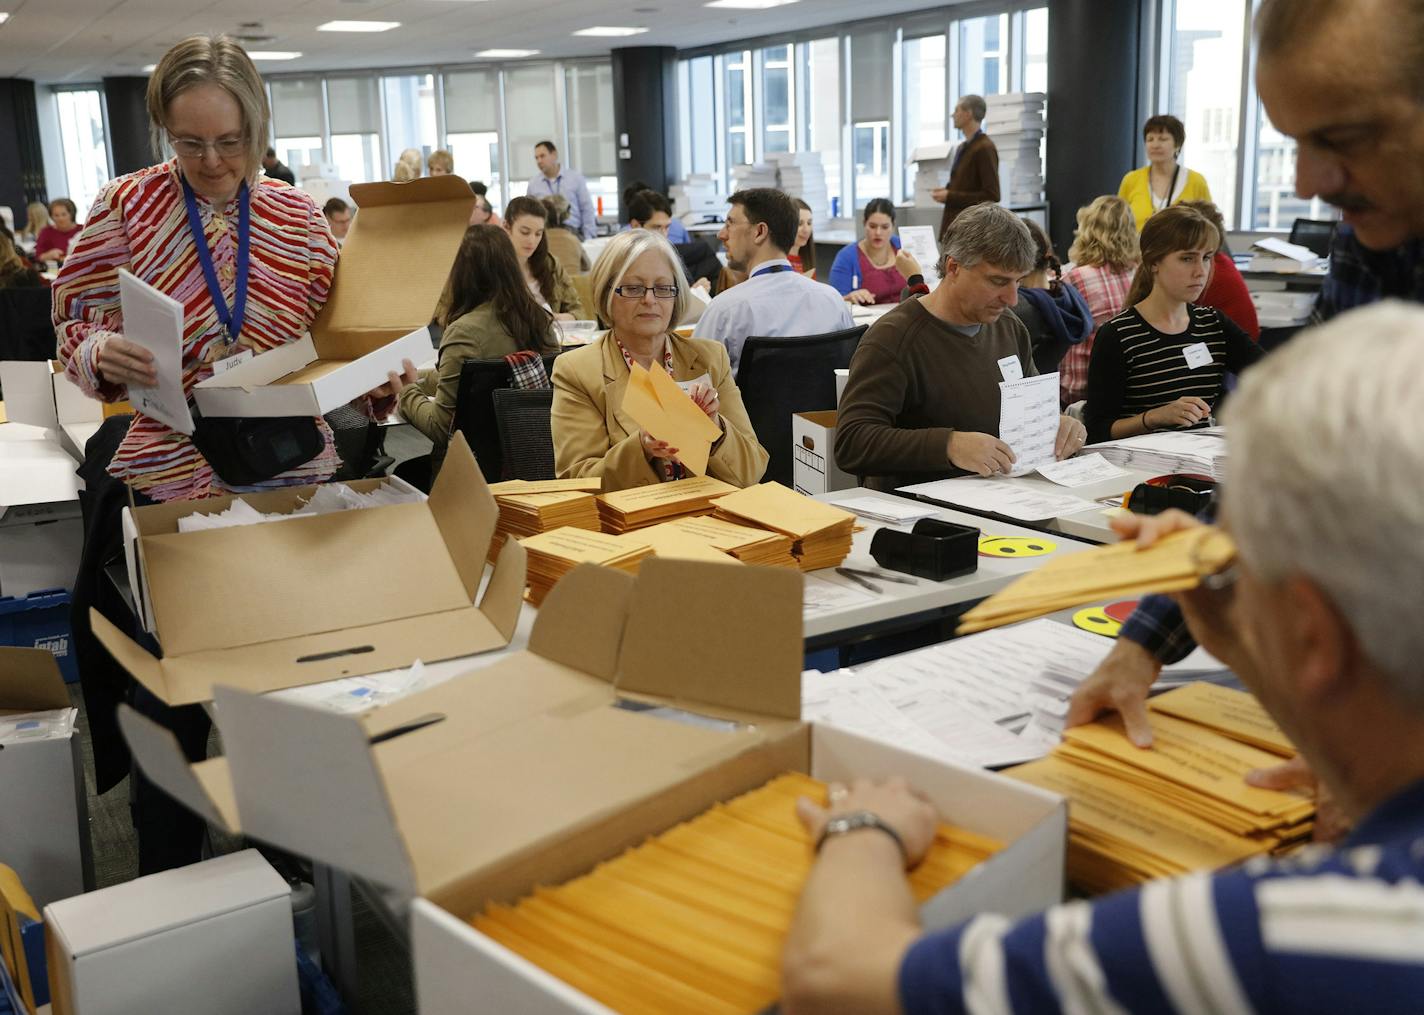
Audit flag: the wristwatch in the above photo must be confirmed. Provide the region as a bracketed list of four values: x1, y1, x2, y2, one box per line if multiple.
[815, 810, 909, 867]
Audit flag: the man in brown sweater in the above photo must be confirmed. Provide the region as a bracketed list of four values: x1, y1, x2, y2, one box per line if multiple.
[834, 203, 1088, 491]
[932, 94, 1001, 240]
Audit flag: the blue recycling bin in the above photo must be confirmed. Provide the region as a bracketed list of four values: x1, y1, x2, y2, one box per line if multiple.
[0, 588, 78, 682]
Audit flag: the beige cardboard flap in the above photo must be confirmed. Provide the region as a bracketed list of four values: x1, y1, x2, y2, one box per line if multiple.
[480, 535, 526, 643]
[214, 686, 416, 896]
[618, 559, 804, 720]
[143, 504, 470, 656]
[312, 176, 474, 346]
[526, 563, 634, 684]
[428, 433, 499, 602]
[90, 609, 174, 703]
[0, 646, 69, 712]
[117, 704, 240, 833]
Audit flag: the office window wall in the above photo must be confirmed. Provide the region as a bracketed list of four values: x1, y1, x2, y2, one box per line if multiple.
[680, 56, 719, 180]
[383, 74, 439, 172]
[327, 77, 382, 184]
[725, 51, 753, 168]
[54, 88, 109, 216]
[760, 45, 793, 156]
[444, 69, 502, 203]
[270, 79, 326, 176]
[565, 63, 619, 217]
[802, 38, 843, 214]
[850, 28, 893, 207]
[902, 33, 947, 196]
[505, 64, 561, 195]
[958, 14, 1009, 97]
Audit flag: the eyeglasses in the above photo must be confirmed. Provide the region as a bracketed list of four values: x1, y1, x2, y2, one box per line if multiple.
[614, 284, 679, 299]
[168, 134, 247, 159]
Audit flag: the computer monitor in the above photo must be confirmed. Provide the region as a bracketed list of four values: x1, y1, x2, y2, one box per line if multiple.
[1289, 218, 1337, 258]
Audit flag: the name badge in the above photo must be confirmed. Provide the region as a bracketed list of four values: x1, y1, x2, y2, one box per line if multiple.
[676, 372, 712, 394]
[997, 355, 1024, 382]
[1183, 342, 1213, 370]
[211, 348, 254, 375]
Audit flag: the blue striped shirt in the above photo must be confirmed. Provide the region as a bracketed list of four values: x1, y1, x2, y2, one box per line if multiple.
[899, 779, 1424, 1014]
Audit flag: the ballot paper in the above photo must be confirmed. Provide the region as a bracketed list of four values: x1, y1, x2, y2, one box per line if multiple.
[827, 493, 941, 525]
[899, 476, 1096, 521]
[620, 361, 723, 476]
[897, 225, 942, 284]
[176, 481, 424, 532]
[999, 373, 1060, 476]
[802, 619, 1114, 768]
[802, 573, 877, 614]
[118, 269, 194, 435]
[275, 660, 432, 715]
[1035, 453, 1131, 488]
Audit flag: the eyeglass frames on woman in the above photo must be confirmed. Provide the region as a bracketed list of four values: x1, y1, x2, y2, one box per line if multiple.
[613, 284, 679, 299]
[168, 135, 247, 159]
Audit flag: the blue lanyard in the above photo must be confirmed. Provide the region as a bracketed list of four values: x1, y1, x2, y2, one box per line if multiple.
[181, 176, 250, 345]
[751, 263, 789, 278]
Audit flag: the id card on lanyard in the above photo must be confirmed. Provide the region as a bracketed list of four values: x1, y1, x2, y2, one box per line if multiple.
[181, 176, 250, 358]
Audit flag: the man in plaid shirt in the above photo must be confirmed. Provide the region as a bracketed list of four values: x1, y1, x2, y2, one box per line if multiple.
[1068, 0, 1424, 771]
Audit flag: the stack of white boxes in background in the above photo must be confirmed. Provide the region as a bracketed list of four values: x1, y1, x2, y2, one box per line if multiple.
[670, 174, 725, 221]
[731, 161, 779, 192]
[1251, 289, 1317, 328]
[984, 92, 1047, 205]
[771, 151, 831, 228]
[909, 141, 955, 209]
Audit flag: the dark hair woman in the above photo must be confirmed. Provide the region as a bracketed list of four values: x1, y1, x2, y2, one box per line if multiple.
[503, 194, 580, 319]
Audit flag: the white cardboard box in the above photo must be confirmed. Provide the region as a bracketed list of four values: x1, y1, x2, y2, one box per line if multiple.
[793, 410, 856, 496]
[193, 174, 472, 418]
[0, 648, 90, 909]
[43, 849, 299, 1015]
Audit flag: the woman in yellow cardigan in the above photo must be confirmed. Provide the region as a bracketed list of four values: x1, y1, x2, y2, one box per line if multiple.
[551, 229, 768, 492]
[1118, 114, 1212, 231]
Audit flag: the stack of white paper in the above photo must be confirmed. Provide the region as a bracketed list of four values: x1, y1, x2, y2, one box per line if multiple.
[908, 142, 955, 209]
[1087, 431, 1229, 480]
[898, 476, 1097, 522]
[669, 174, 725, 218]
[984, 92, 1046, 205]
[1251, 289, 1316, 327]
[1249, 237, 1324, 273]
[770, 151, 831, 229]
[732, 162, 779, 192]
[175, 481, 425, 532]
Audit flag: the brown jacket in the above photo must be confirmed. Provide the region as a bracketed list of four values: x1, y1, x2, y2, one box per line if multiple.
[938, 132, 1001, 238]
[551, 332, 769, 492]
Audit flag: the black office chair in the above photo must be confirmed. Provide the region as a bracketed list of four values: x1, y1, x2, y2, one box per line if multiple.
[492, 387, 557, 481]
[0, 287, 57, 362]
[735, 325, 867, 488]
[450, 353, 562, 481]
[1288, 218, 1337, 259]
[324, 404, 392, 481]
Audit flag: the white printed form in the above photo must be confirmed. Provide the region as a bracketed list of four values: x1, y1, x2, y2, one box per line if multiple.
[998, 372, 1059, 476]
[898, 477, 1095, 521]
[117, 269, 194, 435]
[1035, 453, 1131, 488]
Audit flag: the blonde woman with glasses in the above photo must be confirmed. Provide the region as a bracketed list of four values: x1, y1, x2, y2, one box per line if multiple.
[551, 229, 768, 491]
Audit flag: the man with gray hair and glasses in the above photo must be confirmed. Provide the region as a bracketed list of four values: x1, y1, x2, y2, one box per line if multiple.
[784, 301, 1424, 1014]
[835, 202, 1086, 491]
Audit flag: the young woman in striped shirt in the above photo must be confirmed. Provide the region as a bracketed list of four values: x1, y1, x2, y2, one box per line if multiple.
[1083, 204, 1263, 445]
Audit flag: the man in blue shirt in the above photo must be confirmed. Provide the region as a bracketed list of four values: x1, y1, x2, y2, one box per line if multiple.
[782, 301, 1424, 1014]
[695, 188, 852, 373]
[527, 140, 598, 240]
[1067, 0, 1424, 754]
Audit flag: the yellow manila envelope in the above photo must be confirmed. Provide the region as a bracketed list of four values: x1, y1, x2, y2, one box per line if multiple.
[621, 361, 723, 476]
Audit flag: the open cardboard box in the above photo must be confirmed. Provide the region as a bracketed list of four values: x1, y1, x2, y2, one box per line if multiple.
[92, 433, 525, 706]
[119, 558, 1066, 1013]
[0, 362, 90, 527]
[192, 175, 473, 418]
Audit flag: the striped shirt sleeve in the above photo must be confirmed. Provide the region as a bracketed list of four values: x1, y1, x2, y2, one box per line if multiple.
[54, 176, 134, 402]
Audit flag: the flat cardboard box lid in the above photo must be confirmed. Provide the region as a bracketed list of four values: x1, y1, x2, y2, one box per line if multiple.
[120, 559, 806, 899]
[93, 433, 525, 705]
[310, 175, 475, 355]
[0, 647, 69, 715]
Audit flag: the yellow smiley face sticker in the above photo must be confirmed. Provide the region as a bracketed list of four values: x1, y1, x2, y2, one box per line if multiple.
[1072, 606, 1123, 638]
[978, 535, 1057, 558]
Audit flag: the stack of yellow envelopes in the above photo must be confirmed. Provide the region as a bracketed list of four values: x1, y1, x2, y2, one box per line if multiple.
[470, 772, 1002, 1014]
[1007, 685, 1310, 894]
[519, 527, 653, 605]
[710, 484, 855, 572]
[957, 527, 1237, 634]
[660, 515, 800, 568]
[597, 476, 737, 534]
[489, 479, 604, 562]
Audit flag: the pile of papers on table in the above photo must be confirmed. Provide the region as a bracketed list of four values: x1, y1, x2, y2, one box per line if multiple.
[958, 526, 1237, 633]
[518, 529, 652, 605]
[1007, 684, 1311, 893]
[984, 92, 1046, 204]
[771, 151, 831, 228]
[596, 476, 736, 533]
[469, 772, 1001, 1014]
[1086, 429, 1229, 480]
[1249, 236, 1325, 273]
[656, 515, 799, 568]
[710, 484, 855, 571]
[489, 478, 603, 559]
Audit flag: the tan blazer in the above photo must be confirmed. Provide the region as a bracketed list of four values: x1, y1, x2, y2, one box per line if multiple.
[551, 332, 769, 492]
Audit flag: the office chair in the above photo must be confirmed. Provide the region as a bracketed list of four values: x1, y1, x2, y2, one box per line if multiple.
[1288, 218, 1337, 259]
[0, 288, 57, 361]
[492, 387, 557, 481]
[735, 325, 867, 488]
[451, 353, 562, 481]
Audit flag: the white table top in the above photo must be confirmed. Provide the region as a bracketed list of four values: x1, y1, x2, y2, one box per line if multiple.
[898, 468, 1158, 545]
